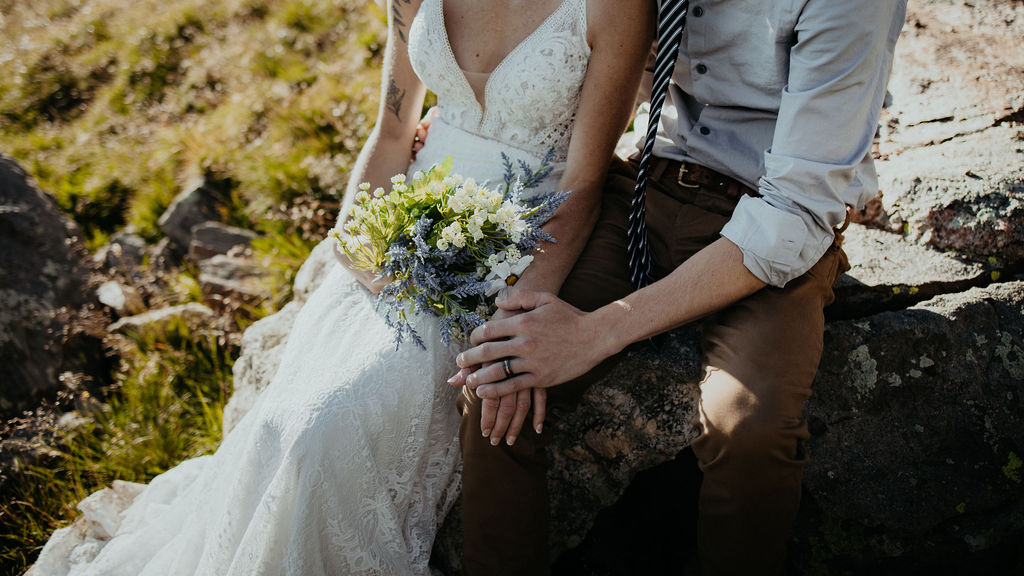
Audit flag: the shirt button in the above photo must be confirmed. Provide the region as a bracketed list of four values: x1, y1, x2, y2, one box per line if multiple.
[700, 126, 711, 136]
[693, 6, 704, 17]
[695, 63, 708, 74]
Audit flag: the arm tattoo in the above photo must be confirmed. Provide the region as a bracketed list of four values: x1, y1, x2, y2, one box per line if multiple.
[391, 0, 412, 43]
[386, 79, 406, 121]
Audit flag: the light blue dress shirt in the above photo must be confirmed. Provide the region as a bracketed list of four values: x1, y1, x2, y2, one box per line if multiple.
[636, 0, 908, 286]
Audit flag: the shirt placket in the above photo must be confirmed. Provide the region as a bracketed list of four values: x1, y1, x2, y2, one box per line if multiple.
[684, 2, 710, 138]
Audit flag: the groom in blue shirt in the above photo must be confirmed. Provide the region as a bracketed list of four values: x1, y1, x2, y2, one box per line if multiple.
[451, 1, 908, 574]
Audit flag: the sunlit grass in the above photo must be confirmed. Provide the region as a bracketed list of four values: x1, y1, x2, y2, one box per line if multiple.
[0, 319, 234, 572]
[0, 0, 385, 244]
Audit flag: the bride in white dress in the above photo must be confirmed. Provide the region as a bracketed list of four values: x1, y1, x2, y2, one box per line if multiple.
[29, 0, 652, 574]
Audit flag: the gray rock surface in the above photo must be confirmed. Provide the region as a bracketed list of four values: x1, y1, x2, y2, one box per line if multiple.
[831, 225, 990, 319]
[107, 303, 217, 337]
[876, 0, 1024, 262]
[157, 177, 222, 251]
[222, 240, 334, 433]
[92, 231, 148, 274]
[197, 254, 270, 309]
[187, 221, 256, 261]
[0, 154, 106, 415]
[799, 282, 1024, 571]
[95, 280, 145, 315]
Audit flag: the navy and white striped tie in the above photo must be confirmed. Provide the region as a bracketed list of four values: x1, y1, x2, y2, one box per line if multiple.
[626, 0, 689, 289]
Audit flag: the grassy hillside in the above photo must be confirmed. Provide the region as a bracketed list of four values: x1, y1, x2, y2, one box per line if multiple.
[0, 0, 384, 247]
[0, 0, 389, 571]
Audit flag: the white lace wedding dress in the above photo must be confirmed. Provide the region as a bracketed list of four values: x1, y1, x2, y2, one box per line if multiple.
[30, 0, 589, 574]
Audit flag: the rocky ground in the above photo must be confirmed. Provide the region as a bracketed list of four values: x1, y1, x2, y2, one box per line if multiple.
[2, 0, 1023, 573]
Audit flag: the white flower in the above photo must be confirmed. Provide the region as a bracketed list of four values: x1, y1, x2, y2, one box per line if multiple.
[475, 302, 494, 317]
[467, 210, 487, 241]
[412, 170, 425, 181]
[486, 251, 505, 268]
[358, 182, 371, 192]
[475, 189, 503, 212]
[447, 187, 471, 213]
[505, 245, 521, 261]
[436, 238, 450, 251]
[440, 221, 465, 249]
[390, 174, 407, 185]
[484, 253, 533, 296]
[490, 201, 520, 231]
[345, 235, 363, 253]
[373, 187, 386, 198]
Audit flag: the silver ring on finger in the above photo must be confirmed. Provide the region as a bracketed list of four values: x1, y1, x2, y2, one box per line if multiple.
[502, 358, 515, 379]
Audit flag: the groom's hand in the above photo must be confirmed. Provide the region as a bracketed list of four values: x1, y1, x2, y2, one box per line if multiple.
[451, 307, 547, 446]
[455, 287, 611, 399]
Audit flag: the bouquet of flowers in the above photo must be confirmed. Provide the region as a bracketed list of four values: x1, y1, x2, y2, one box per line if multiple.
[329, 152, 569, 348]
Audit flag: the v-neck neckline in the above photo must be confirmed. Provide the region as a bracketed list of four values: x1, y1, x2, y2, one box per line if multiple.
[437, 0, 570, 116]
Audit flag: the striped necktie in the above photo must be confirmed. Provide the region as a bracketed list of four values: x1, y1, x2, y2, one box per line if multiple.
[626, 0, 689, 289]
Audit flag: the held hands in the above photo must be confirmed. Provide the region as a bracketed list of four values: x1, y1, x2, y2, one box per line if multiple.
[450, 307, 547, 446]
[450, 287, 611, 431]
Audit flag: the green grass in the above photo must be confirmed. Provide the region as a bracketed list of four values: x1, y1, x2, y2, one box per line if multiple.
[0, 319, 235, 572]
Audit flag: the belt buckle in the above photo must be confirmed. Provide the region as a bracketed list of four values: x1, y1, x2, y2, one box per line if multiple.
[676, 163, 701, 189]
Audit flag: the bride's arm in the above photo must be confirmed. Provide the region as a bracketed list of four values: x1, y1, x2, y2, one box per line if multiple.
[476, 0, 656, 445]
[336, 0, 427, 291]
[512, 0, 655, 296]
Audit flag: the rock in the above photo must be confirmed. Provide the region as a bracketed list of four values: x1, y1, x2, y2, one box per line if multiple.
[187, 221, 257, 261]
[107, 303, 217, 337]
[291, 239, 337, 302]
[24, 480, 146, 576]
[876, 127, 1024, 262]
[797, 281, 1024, 572]
[95, 280, 145, 315]
[92, 230, 148, 273]
[0, 154, 108, 415]
[148, 237, 176, 271]
[157, 176, 223, 251]
[830, 224, 990, 320]
[197, 255, 270, 309]
[875, 0, 1024, 263]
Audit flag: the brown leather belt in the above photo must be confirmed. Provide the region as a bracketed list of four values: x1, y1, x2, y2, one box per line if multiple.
[647, 157, 759, 200]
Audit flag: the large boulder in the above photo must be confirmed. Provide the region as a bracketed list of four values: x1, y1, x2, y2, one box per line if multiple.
[877, 0, 1024, 263]
[795, 282, 1024, 573]
[0, 154, 107, 415]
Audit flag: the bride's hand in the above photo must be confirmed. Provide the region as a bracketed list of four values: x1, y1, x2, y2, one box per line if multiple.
[410, 107, 437, 161]
[332, 243, 390, 295]
[453, 307, 547, 447]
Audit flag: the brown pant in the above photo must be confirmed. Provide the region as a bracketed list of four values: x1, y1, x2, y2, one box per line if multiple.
[458, 157, 849, 576]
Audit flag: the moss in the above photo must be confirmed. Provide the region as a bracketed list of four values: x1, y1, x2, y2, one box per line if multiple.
[1003, 452, 1022, 484]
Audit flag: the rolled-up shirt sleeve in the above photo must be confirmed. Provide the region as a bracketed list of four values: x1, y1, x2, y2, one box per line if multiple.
[720, 0, 906, 287]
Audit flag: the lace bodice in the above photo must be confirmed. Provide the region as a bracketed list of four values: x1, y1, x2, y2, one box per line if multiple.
[408, 0, 590, 161]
